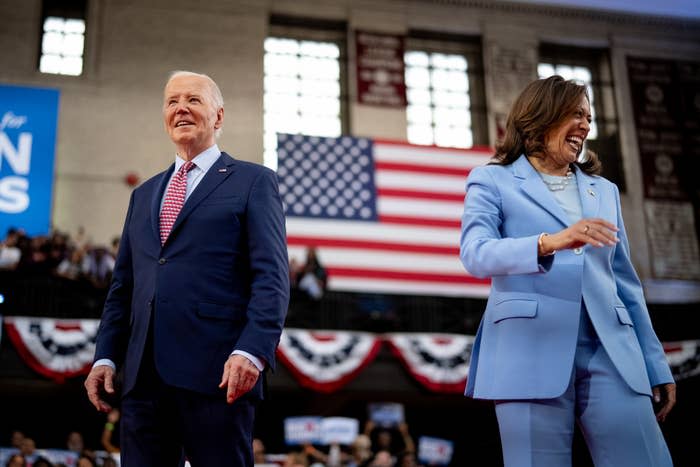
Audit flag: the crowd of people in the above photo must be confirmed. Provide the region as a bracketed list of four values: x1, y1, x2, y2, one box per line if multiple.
[254, 420, 421, 467]
[0, 227, 119, 289]
[1, 227, 331, 300]
[5, 415, 430, 467]
[3, 413, 119, 467]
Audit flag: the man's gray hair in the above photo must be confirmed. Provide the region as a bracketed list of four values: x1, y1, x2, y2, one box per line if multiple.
[166, 70, 224, 137]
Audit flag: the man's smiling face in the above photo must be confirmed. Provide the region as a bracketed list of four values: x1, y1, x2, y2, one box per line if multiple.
[163, 74, 223, 157]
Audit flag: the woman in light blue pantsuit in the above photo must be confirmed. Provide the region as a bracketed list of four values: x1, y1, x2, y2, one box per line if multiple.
[460, 76, 675, 466]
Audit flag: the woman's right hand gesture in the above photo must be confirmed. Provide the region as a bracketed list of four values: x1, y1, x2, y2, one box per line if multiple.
[539, 218, 619, 255]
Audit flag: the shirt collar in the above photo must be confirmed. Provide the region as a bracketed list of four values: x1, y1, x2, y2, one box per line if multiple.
[174, 144, 221, 174]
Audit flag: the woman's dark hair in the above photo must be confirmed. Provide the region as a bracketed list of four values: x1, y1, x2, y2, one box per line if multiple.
[492, 75, 601, 175]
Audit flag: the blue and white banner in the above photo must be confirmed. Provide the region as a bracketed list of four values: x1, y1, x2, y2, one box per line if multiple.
[0, 84, 60, 237]
[320, 417, 359, 445]
[418, 436, 454, 466]
[284, 416, 322, 445]
[368, 402, 405, 427]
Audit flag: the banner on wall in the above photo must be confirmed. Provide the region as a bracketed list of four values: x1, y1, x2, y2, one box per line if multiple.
[0, 84, 60, 237]
[626, 57, 700, 280]
[5, 318, 699, 392]
[355, 30, 406, 107]
[3, 316, 98, 382]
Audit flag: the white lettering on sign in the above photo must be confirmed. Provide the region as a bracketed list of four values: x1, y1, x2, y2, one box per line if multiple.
[0, 119, 33, 213]
[0, 132, 33, 174]
[0, 111, 28, 131]
[0, 175, 29, 213]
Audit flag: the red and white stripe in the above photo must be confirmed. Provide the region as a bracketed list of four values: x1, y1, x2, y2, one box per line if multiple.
[286, 141, 492, 297]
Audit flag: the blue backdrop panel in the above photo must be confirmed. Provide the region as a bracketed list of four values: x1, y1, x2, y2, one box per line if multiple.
[0, 84, 60, 237]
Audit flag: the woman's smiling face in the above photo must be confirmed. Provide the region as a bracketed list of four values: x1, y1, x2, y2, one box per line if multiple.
[543, 94, 592, 167]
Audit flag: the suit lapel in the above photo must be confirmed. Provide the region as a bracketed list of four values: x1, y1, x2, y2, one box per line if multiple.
[165, 152, 237, 243]
[575, 168, 599, 219]
[151, 164, 175, 244]
[513, 155, 571, 227]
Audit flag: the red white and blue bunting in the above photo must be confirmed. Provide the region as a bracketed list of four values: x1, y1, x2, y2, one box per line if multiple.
[664, 340, 700, 380]
[2, 317, 699, 393]
[276, 329, 382, 393]
[386, 333, 474, 393]
[3, 316, 99, 382]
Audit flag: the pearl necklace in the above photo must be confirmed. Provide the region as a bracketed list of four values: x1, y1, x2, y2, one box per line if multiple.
[541, 170, 574, 192]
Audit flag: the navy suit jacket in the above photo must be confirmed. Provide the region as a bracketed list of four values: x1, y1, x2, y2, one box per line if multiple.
[94, 152, 289, 398]
[460, 155, 673, 400]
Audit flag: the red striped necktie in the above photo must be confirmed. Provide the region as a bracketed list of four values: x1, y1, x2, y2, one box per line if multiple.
[159, 160, 195, 245]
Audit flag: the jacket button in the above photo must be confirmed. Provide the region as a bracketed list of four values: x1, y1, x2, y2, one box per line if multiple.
[574, 247, 583, 255]
[158, 258, 166, 264]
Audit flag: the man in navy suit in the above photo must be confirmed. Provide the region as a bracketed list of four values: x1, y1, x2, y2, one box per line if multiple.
[85, 70, 289, 466]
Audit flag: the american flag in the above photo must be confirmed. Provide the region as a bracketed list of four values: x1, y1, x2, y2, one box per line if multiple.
[277, 133, 492, 297]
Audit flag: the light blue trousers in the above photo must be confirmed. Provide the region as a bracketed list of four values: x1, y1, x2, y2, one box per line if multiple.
[495, 308, 673, 467]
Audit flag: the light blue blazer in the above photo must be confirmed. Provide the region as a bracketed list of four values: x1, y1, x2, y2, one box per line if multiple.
[460, 154, 673, 400]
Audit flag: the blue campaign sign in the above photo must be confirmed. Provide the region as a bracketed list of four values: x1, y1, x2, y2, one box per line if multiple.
[0, 84, 60, 237]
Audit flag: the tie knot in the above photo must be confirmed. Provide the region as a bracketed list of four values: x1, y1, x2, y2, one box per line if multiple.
[180, 160, 195, 174]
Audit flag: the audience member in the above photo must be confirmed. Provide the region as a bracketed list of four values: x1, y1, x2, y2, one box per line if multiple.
[349, 434, 372, 467]
[367, 450, 394, 467]
[81, 247, 114, 288]
[76, 455, 96, 467]
[100, 409, 120, 454]
[32, 457, 54, 467]
[253, 438, 266, 465]
[9, 431, 25, 449]
[364, 421, 415, 459]
[298, 247, 327, 300]
[18, 438, 35, 459]
[4, 454, 26, 467]
[65, 431, 84, 455]
[283, 451, 309, 467]
[55, 249, 86, 280]
[0, 228, 22, 270]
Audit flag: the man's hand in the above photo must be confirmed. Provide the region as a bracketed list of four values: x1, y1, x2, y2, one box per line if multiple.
[218, 354, 260, 404]
[652, 383, 676, 422]
[85, 365, 115, 412]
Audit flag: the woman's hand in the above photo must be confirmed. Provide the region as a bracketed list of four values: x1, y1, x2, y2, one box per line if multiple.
[540, 218, 619, 254]
[653, 383, 676, 422]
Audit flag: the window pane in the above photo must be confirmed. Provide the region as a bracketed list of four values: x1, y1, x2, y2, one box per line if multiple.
[63, 33, 84, 56]
[405, 48, 475, 148]
[405, 51, 429, 67]
[264, 54, 299, 77]
[264, 93, 299, 113]
[264, 76, 300, 93]
[264, 35, 343, 169]
[39, 54, 62, 74]
[44, 17, 64, 32]
[407, 88, 431, 105]
[40, 16, 85, 76]
[406, 104, 432, 124]
[299, 57, 339, 79]
[42, 32, 64, 54]
[538, 63, 555, 78]
[64, 19, 85, 34]
[300, 79, 340, 97]
[265, 37, 299, 54]
[62, 56, 83, 75]
[433, 90, 470, 108]
[435, 126, 471, 148]
[300, 41, 339, 58]
[405, 67, 430, 89]
[299, 96, 340, 117]
[407, 124, 434, 145]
